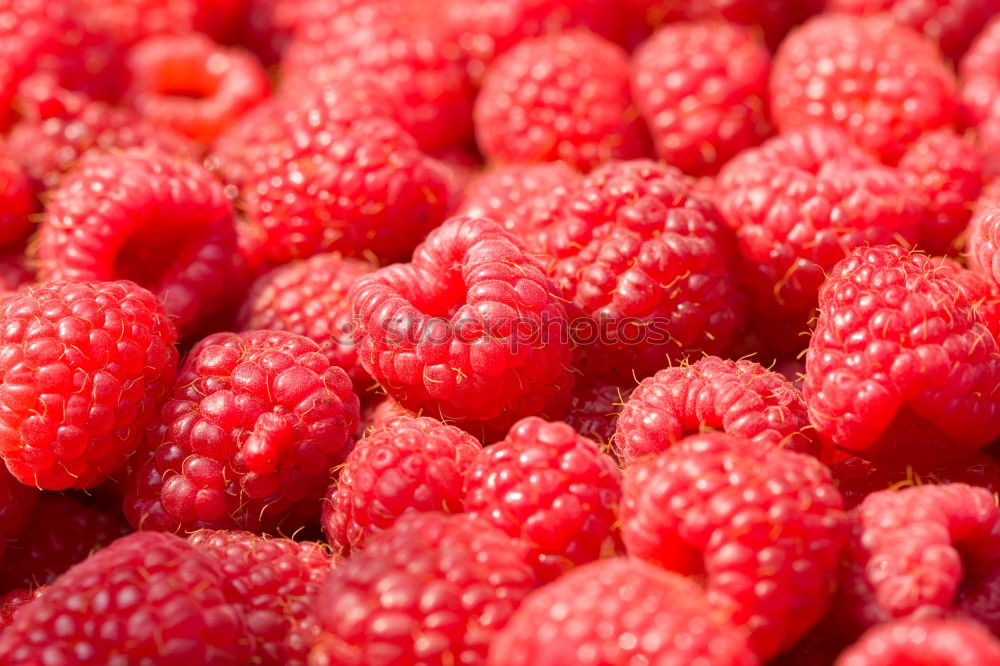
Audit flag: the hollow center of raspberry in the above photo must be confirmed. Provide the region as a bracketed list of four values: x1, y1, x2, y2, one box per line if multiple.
[113, 224, 194, 287]
[152, 63, 220, 100]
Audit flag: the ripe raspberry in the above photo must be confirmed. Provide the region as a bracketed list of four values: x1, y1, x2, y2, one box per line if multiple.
[0, 586, 43, 631]
[631, 22, 771, 177]
[309, 512, 537, 666]
[835, 617, 1000, 666]
[534, 159, 744, 380]
[0, 280, 178, 490]
[474, 29, 649, 172]
[456, 162, 582, 241]
[0, 145, 32, 249]
[282, 0, 474, 152]
[0, 253, 33, 295]
[615, 356, 814, 466]
[0, 531, 253, 664]
[929, 257, 1000, 344]
[323, 415, 482, 555]
[238, 0, 302, 65]
[358, 395, 413, 434]
[350, 216, 576, 440]
[238, 253, 376, 392]
[621, 432, 848, 659]
[490, 557, 754, 666]
[563, 380, 629, 448]
[833, 484, 1000, 635]
[125, 330, 360, 534]
[804, 245, 1000, 465]
[0, 465, 37, 566]
[772, 14, 958, 163]
[962, 17, 1000, 131]
[69, 0, 244, 45]
[124, 33, 269, 143]
[0, 493, 129, 593]
[36, 150, 237, 336]
[188, 529, 334, 666]
[464, 417, 622, 580]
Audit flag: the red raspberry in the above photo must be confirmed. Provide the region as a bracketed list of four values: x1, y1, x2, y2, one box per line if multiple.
[37, 150, 237, 337]
[0, 253, 33, 295]
[929, 257, 1000, 344]
[124, 33, 269, 143]
[489, 557, 755, 666]
[125, 330, 359, 534]
[282, 0, 474, 152]
[350, 216, 576, 440]
[0, 586, 43, 631]
[474, 29, 650, 172]
[835, 617, 1000, 666]
[69, 0, 244, 45]
[464, 417, 622, 580]
[456, 162, 582, 241]
[0, 143, 32, 249]
[772, 14, 958, 163]
[0, 531, 253, 664]
[0, 493, 129, 593]
[309, 512, 538, 666]
[358, 395, 413, 434]
[832, 484, 1000, 635]
[323, 415, 482, 555]
[0, 280, 178, 490]
[238, 253, 376, 392]
[534, 159, 744, 380]
[188, 529, 334, 666]
[0, 465, 37, 566]
[615, 356, 814, 466]
[621, 432, 848, 659]
[631, 22, 771, 177]
[237, 0, 302, 65]
[563, 380, 630, 448]
[804, 245, 1000, 466]
[962, 17, 1000, 131]
[968, 200, 1000, 285]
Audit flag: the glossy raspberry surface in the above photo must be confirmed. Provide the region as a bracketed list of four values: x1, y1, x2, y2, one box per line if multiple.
[0, 586, 44, 631]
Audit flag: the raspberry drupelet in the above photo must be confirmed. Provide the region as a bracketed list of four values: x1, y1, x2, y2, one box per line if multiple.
[124, 329, 360, 534]
[69, 0, 245, 45]
[929, 257, 1000, 344]
[835, 616, 1000, 666]
[0, 586, 43, 631]
[0, 280, 178, 490]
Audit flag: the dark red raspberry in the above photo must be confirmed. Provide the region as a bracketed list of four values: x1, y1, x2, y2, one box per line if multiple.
[490, 557, 755, 666]
[0, 531, 253, 664]
[323, 415, 481, 555]
[464, 417, 622, 580]
[0, 253, 33, 295]
[474, 29, 649, 172]
[309, 512, 538, 666]
[0, 144, 31, 249]
[238, 253, 376, 392]
[189, 529, 334, 666]
[0, 493, 129, 593]
[772, 14, 958, 163]
[929, 257, 1000, 344]
[0, 465, 37, 567]
[832, 484, 1000, 636]
[715, 126, 922, 354]
[124, 33, 269, 143]
[632, 21, 771, 177]
[0, 280, 178, 490]
[37, 150, 237, 336]
[0, 586, 43, 631]
[282, 0, 474, 152]
[615, 356, 814, 466]
[126, 330, 359, 534]
[563, 380, 630, 448]
[804, 245, 1000, 466]
[836, 617, 1000, 666]
[534, 159, 744, 380]
[350, 216, 576, 440]
[69, 0, 244, 45]
[622, 432, 848, 659]
[962, 17, 1000, 133]
[237, 0, 302, 65]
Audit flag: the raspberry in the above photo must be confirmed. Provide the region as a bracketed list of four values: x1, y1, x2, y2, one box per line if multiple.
[282, 0, 474, 152]
[563, 380, 629, 448]
[350, 216, 576, 439]
[534, 159, 744, 380]
[323, 415, 482, 555]
[621, 432, 848, 659]
[456, 162, 582, 241]
[237, 0, 302, 65]
[0, 531, 253, 664]
[37, 149, 238, 336]
[929, 257, 1000, 344]
[237, 253, 376, 392]
[615, 356, 815, 466]
[188, 529, 334, 666]
[832, 484, 1000, 635]
[125, 330, 360, 534]
[0, 143, 32, 249]
[309, 512, 538, 666]
[69, 0, 244, 45]
[0, 253, 33, 295]
[714, 126, 922, 353]
[0, 280, 178, 490]
[962, 17, 1000, 131]
[631, 22, 771, 177]
[124, 33, 269, 143]
[474, 29, 650, 172]
[0, 465, 37, 566]
[803, 245, 1000, 465]
[0, 586, 43, 631]
[968, 200, 1000, 285]
[772, 14, 959, 163]
[0, 493, 129, 593]
[489, 557, 755, 666]
[358, 395, 413, 434]
[835, 617, 1000, 666]
[464, 417, 621, 580]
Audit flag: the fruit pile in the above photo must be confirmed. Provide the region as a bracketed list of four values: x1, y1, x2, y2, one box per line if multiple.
[5, 0, 1000, 664]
